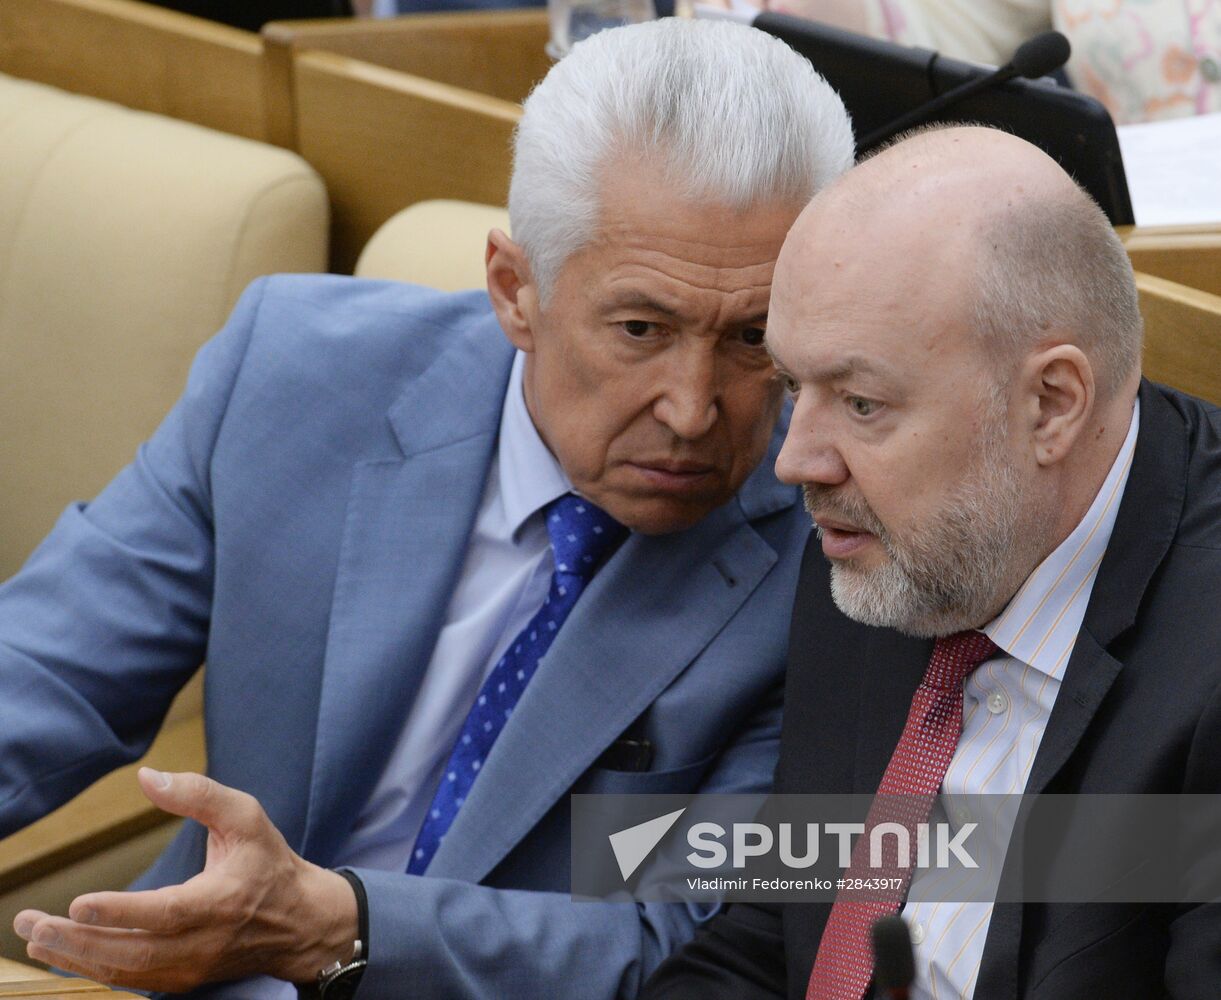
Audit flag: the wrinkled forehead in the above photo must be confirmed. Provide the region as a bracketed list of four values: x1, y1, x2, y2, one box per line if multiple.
[573, 165, 802, 289]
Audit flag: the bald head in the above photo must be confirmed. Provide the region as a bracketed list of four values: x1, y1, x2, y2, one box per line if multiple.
[780, 126, 1142, 400]
[810, 125, 1081, 231]
[769, 126, 1144, 637]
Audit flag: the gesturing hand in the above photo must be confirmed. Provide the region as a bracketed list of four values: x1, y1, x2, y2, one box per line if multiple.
[13, 768, 358, 992]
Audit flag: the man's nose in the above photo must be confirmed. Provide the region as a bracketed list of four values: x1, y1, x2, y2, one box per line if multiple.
[653, 350, 719, 441]
[775, 405, 850, 486]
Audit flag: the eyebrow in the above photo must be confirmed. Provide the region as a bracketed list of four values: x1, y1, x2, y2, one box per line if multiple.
[602, 292, 685, 320]
[604, 293, 769, 330]
[763, 346, 890, 384]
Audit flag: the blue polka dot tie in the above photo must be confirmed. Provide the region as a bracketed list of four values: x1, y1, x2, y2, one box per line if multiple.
[407, 493, 628, 874]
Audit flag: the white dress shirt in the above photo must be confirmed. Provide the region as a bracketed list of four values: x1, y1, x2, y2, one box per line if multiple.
[901, 398, 1140, 999]
[248, 352, 569, 997]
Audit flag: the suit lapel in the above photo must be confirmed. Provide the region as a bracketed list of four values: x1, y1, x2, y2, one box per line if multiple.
[972, 630, 1126, 1000]
[976, 380, 1189, 993]
[852, 630, 931, 793]
[1018, 381, 1188, 799]
[301, 313, 514, 862]
[428, 451, 797, 882]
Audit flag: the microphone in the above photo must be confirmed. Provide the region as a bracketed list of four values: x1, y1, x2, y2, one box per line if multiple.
[872, 916, 915, 1000]
[857, 31, 1072, 150]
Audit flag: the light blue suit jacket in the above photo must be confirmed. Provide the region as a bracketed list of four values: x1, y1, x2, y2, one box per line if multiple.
[0, 275, 811, 998]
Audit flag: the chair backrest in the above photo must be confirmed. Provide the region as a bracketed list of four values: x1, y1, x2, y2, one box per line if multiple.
[291, 51, 519, 273]
[1122, 224, 1221, 299]
[355, 198, 510, 291]
[0, 0, 267, 141]
[1136, 271, 1221, 406]
[0, 72, 329, 578]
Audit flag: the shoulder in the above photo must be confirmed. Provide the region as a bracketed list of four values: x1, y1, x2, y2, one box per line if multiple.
[1107, 383, 1221, 710]
[241, 273, 497, 359]
[1145, 381, 1221, 553]
[184, 276, 510, 465]
[215, 274, 504, 408]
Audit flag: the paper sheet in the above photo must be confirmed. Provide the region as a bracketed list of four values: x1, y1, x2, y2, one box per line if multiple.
[1117, 112, 1221, 227]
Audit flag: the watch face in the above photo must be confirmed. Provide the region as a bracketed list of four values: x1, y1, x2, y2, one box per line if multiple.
[320, 961, 367, 1000]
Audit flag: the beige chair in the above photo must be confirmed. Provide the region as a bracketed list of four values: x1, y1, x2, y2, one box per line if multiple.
[0, 71, 328, 578]
[0, 71, 327, 961]
[1136, 271, 1221, 406]
[354, 198, 510, 289]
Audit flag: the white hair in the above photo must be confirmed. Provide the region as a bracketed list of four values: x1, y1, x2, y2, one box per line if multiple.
[509, 18, 855, 300]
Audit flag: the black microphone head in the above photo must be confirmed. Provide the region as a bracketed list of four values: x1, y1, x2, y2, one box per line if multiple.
[872, 916, 915, 991]
[1011, 30, 1072, 79]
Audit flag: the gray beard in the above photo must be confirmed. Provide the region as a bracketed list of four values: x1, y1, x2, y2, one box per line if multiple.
[805, 432, 1039, 639]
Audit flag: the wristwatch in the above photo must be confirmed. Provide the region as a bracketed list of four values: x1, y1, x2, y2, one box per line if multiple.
[311, 940, 367, 1000]
[298, 869, 369, 1000]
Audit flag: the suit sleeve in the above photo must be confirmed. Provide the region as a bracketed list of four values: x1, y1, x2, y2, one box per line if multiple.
[640, 900, 788, 999]
[0, 279, 268, 835]
[349, 686, 787, 999]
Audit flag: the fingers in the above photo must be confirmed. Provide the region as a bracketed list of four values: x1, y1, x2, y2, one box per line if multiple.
[12, 909, 49, 941]
[68, 884, 199, 934]
[13, 778, 309, 990]
[137, 768, 263, 833]
[16, 911, 203, 992]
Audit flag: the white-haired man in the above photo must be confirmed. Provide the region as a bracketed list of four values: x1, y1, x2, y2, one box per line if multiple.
[643, 125, 1221, 998]
[1, 18, 853, 1000]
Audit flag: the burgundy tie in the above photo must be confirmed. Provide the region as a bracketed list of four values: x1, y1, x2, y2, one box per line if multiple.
[806, 630, 999, 1000]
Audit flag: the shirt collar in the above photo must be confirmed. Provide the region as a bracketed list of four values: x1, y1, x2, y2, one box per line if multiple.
[983, 397, 1141, 680]
[497, 351, 573, 540]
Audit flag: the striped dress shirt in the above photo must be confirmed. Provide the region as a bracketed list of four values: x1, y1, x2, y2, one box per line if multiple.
[900, 398, 1140, 998]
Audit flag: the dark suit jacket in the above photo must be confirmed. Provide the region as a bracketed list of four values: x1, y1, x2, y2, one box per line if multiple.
[644, 379, 1221, 999]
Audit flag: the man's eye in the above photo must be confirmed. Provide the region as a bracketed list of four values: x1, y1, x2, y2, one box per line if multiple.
[779, 373, 800, 395]
[740, 327, 766, 347]
[847, 396, 879, 417]
[622, 320, 655, 338]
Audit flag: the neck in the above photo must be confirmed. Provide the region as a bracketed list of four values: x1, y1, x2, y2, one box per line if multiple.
[974, 382, 1139, 630]
[1052, 385, 1137, 546]
[1004, 385, 1139, 615]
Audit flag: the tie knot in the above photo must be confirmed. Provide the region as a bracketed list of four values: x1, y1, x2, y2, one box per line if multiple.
[544, 494, 627, 580]
[924, 630, 999, 690]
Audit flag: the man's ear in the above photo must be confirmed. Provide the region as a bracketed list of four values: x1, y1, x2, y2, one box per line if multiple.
[485, 229, 539, 353]
[1020, 343, 1095, 467]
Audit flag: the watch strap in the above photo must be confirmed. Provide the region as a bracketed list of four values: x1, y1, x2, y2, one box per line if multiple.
[335, 868, 369, 961]
[296, 869, 369, 1000]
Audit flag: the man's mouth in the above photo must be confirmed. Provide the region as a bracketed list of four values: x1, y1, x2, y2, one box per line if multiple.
[628, 460, 717, 494]
[812, 515, 875, 559]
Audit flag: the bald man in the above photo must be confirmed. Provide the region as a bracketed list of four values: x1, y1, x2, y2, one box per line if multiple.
[643, 126, 1221, 998]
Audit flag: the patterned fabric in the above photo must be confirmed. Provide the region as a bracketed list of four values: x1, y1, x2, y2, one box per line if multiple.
[852, 0, 1221, 124]
[806, 631, 999, 1000]
[407, 493, 627, 874]
[1055, 0, 1221, 123]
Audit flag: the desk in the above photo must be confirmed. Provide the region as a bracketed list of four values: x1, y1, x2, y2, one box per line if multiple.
[0, 958, 141, 997]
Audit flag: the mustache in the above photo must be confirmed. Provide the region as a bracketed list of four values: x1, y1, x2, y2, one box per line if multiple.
[802, 484, 887, 537]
